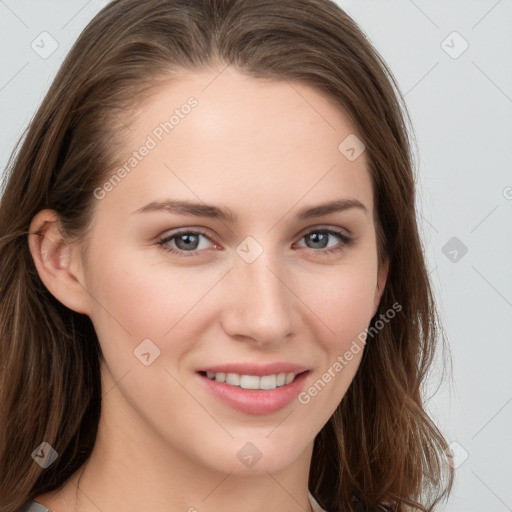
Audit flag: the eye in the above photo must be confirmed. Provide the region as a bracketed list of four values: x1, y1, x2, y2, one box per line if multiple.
[296, 228, 353, 255]
[156, 229, 215, 256]
[156, 226, 353, 257]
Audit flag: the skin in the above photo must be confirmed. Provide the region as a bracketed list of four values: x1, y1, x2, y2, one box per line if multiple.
[29, 66, 388, 512]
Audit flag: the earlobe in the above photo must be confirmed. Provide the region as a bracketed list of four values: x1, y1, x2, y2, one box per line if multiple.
[28, 209, 91, 315]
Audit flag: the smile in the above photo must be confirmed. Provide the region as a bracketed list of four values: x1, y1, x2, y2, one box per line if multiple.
[197, 368, 310, 415]
[201, 371, 301, 390]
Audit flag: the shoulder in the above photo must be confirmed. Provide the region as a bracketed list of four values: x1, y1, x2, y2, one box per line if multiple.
[22, 501, 52, 512]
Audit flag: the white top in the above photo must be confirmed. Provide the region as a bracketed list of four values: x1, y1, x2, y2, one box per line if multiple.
[24, 501, 50, 512]
[26, 491, 328, 512]
[309, 489, 328, 512]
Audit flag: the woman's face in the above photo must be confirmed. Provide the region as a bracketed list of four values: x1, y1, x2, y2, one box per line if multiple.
[73, 67, 387, 476]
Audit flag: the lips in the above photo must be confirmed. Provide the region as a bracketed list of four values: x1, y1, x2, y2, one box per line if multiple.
[196, 362, 310, 415]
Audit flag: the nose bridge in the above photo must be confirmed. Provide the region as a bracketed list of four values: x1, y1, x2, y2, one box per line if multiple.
[223, 246, 295, 344]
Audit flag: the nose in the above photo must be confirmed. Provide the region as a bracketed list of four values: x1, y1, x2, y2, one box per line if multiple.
[220, 252, 296, 347]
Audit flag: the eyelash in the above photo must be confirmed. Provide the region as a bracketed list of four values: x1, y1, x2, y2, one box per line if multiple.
[156, 227, 353, 257]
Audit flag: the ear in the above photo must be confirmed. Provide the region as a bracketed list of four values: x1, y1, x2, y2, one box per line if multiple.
[372, 257, 389, 317]
[27, 209, 91, 316]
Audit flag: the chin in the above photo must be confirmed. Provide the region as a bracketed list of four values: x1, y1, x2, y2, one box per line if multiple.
[191, 433, 310, 476]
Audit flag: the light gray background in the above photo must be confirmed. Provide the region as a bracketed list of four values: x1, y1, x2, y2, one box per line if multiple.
[1, 1, 511, 511]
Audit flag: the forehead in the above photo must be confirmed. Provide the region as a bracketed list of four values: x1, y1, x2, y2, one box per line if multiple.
[97, 67, 374, 221]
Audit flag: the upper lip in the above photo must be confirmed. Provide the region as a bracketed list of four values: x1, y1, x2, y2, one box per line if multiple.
[197, 362, 309, 377]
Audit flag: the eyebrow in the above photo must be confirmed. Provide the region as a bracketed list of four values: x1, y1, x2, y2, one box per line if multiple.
[132, 197, 368, 221]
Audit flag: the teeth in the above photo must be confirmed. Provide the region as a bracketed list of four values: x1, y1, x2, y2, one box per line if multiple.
[226, 373, 240, 386]
[214, 372, 226, 382]
[204, 371, 300, 390]
[259, 375, 277, 390]
[285, 372, 295, 385]
[240, 374, 261, 389]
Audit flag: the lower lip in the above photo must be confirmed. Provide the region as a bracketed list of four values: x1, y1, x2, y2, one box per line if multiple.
[197, 371, 309, 415]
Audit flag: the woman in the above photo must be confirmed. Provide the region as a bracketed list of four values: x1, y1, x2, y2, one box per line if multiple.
[0, 1, 454, 511]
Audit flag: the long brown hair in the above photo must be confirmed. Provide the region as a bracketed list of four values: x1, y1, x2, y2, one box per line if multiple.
[0, 1, 453, 510]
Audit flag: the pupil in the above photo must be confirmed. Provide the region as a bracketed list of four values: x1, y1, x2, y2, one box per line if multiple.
[176, 233, 199, 250]
[308, 232, 327, 249]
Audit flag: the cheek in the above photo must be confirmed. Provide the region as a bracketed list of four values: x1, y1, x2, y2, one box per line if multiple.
[295, 268, 375, 413]
[84, 245, 214, 337]
[332, 274, 376, 339]
[296, 257, 377, 345]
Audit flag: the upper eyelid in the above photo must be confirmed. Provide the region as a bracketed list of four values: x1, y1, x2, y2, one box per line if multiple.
[296, 224, 351, 238]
